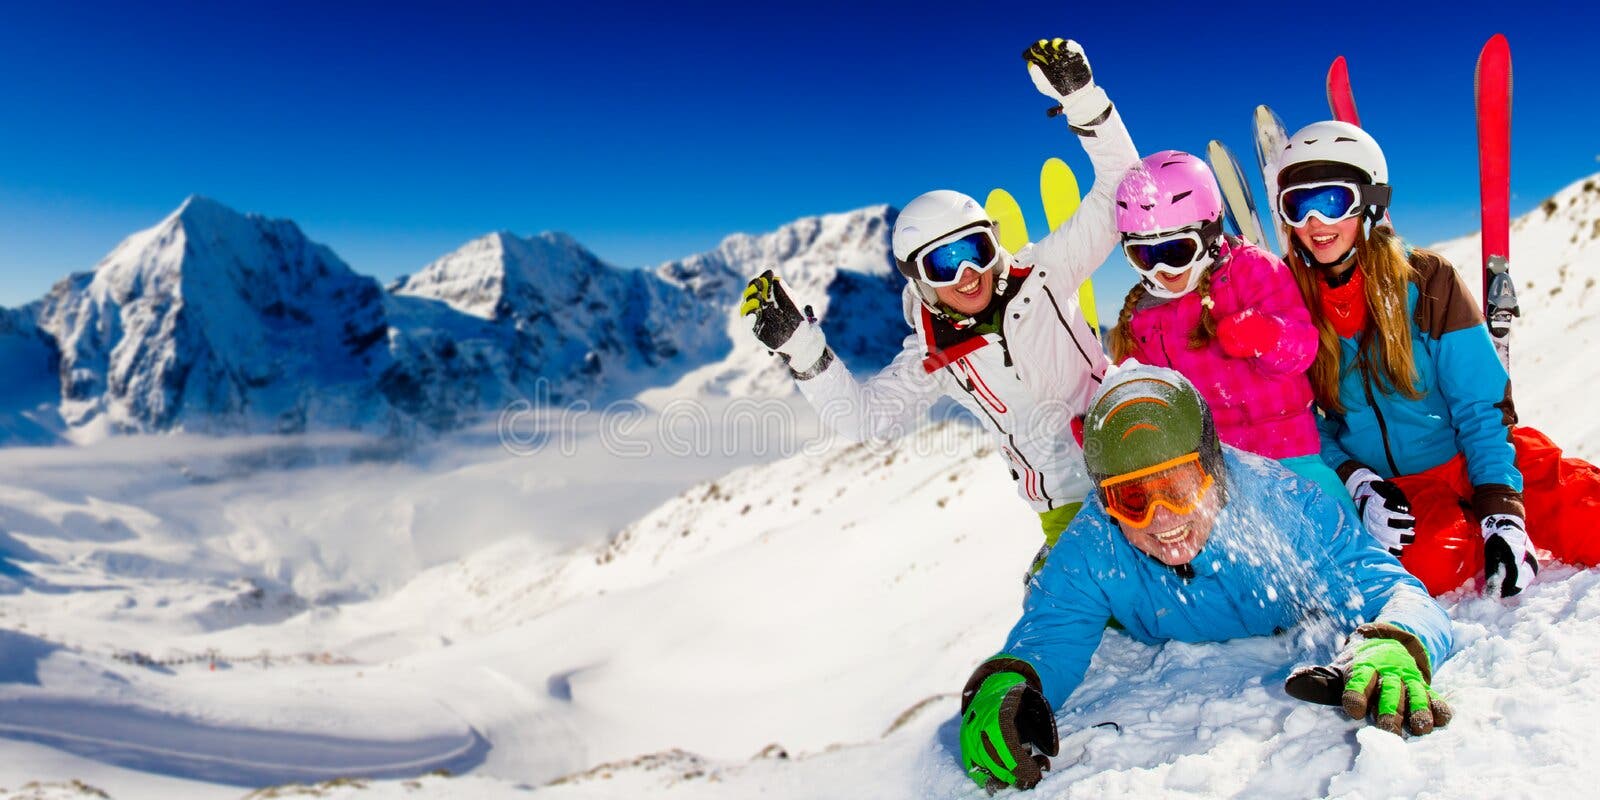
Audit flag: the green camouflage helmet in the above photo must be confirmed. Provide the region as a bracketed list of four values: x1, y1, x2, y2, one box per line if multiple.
[1081, 363, 1222, 485]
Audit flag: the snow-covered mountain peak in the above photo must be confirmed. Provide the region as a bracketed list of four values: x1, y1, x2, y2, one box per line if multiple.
[85, 195, 355, 302]
[658, 204, 898, 303]
[172, 192, 242, 224]
[33, 197, 391, 436]
[392, 229, 610, 321]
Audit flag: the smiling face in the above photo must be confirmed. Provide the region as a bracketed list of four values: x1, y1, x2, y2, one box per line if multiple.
[932, 266, 996, 316]
[1293, 214, 1362, 266]
[1113, 486, 1220, 566]
[1151, 267, 1195, 295]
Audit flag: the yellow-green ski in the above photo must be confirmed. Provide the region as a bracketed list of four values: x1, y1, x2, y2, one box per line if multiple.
[984, 188, 1029, 253]
[1039, 158, 1097, 335]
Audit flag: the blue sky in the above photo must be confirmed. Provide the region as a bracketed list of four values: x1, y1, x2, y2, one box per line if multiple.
[0, 1, 1594, 310]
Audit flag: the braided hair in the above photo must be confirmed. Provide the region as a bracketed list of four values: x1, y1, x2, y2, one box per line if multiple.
[1185, 248, 1227, 351]
[1109, 283, 1149, 362]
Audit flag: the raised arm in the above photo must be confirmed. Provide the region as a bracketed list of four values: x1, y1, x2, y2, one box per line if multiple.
[1019, 39, 1140, 295]
[741, 271, 941, 442]
[796, 332, 943, 443]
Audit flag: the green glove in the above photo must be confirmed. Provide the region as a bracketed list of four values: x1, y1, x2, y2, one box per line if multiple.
[1285, 623, 1453, 736]
[959, 657, 1059, 792]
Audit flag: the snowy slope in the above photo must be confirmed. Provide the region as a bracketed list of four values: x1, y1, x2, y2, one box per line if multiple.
[0, 418, 1036, 798]
[2, 176, 1600, 799]
[1432, 171, 1600, 459]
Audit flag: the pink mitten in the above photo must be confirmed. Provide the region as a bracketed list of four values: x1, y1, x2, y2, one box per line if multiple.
[1216, 309, 1282, 359]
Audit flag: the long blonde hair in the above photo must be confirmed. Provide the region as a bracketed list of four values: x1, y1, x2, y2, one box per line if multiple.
[1286, 224, 1425, 413]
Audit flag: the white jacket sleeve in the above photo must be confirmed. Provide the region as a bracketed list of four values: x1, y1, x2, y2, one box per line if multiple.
[794, 332, 942, 443]
[1026, 103, 1139, 296]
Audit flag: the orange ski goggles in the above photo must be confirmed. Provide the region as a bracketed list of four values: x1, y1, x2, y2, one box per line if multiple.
[1099, 452, 1215, 529]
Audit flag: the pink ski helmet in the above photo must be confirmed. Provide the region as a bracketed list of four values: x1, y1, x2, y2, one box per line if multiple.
[1115, 151, 1225, 235]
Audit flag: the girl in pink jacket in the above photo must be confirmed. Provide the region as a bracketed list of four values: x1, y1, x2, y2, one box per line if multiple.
[1106, 150, 1354, 513]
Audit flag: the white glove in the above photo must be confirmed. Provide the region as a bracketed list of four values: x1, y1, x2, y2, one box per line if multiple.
[1345, 467, 1416, 556]
[1483, 514, 1538, 597]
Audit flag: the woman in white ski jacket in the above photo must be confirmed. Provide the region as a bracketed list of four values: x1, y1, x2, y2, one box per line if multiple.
[741, 39, 1138, 551]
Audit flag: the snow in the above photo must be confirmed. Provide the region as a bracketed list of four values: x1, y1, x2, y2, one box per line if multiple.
[1432, 173, 1600, 460]
[1, 174, 1599, 798]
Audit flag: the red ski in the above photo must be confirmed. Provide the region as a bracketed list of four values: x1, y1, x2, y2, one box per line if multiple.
[1327, 55, 1361, 125]
[1326, 56, 1392, 228]
[1476, 34, 1517, 371]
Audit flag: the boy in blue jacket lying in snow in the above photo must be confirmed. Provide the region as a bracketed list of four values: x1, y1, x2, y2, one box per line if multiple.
[958, 364, 1454, 792]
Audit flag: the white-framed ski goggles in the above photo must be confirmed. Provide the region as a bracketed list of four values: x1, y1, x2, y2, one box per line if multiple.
[897, 222, 1002, 287]
[1276, 180, 1392, 228]
[1122, 228, 1208, 275]
[1121, 221, 1220, 299]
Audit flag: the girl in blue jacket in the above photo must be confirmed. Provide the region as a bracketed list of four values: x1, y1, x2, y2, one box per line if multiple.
[1275, 121, 1600, 597]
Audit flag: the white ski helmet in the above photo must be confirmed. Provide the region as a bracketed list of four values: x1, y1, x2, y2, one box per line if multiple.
[1276, 120, 1390, 206]
[892, 189, 1004, 309]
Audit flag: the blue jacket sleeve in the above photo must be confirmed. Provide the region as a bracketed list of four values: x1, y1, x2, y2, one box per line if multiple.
[1411, 252, 1522, 518]
[1316, 409, 1360, 475]
[1001, 539, 1113, 709]
[1430, 323, 1521, 492]
[1300, 475, 1454, 671]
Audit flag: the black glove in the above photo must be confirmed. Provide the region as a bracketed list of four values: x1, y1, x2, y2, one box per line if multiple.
[741, 269, 802, 350]
[739, 269, 830, 377]
[1022, 38, 1094, 101]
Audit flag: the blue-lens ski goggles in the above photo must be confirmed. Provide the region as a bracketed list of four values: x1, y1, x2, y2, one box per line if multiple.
[909, 226, 1001, 287]
[1277, 181, 1391, 228]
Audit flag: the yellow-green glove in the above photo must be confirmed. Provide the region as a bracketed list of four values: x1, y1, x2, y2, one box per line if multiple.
[959, 656, 1059, 792]
[1285, 623, 1452, 736]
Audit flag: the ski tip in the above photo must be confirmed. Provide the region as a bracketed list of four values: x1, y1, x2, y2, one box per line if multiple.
[1206, 140, 1239, 171]
[1040, 157, 1079, 191]
[1478, 33, 1510, 64]
[984, 188, 1016, 207]
[1474, 33, 1512, 104]
[1254, 104, 1287, 128]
